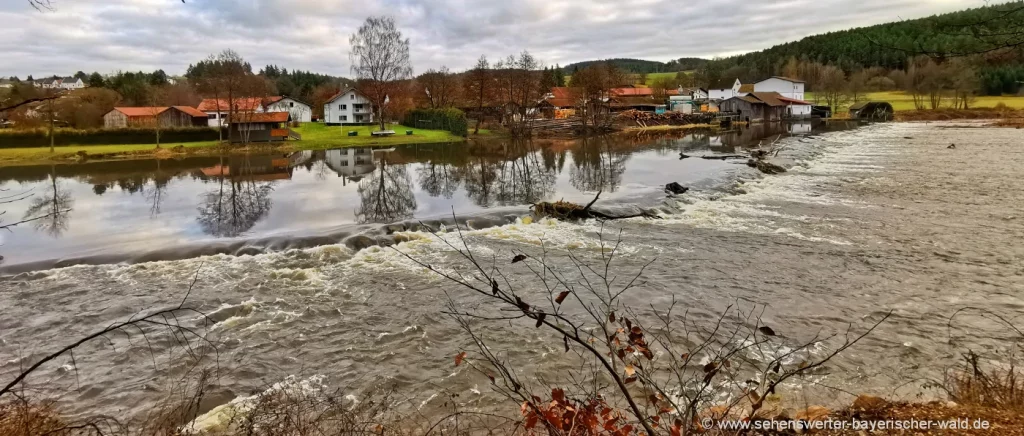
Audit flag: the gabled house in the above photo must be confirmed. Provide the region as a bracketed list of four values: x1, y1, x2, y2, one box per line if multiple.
[752, 76, 805, 101]
[324, 89, 374, 125]
[197, 97, 266, 127]
[707, 78, 742, 100]
[719, 92, 813, 121]
[264, 96, 312, 123]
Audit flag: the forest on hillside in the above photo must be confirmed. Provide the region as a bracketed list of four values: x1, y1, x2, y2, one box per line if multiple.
[562, 58, 708, 74]
[701, 1, 1024, 96]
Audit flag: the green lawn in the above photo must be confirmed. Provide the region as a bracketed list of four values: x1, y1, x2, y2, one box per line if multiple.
[291, 123, 466, 149]
[805, 91, 1024, 112]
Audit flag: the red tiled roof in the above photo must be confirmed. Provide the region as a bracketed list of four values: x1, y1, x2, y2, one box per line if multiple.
[777, 96, 812, 105]
[230, 112, 289, 123]
[608, 87, 679, 97]
[173, 106, 209, 118]
[550, 87, 573, 99]
[114, 107, 168, 117]
[197, 97, 265, 112]
[264, 96, 284, 104]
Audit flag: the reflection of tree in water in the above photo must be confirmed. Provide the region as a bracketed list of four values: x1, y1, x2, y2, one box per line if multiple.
[355, 155, 417, 224]
[23, 165, 73, 237]
[417, 161, 462, 199]
[458, 156, 499, 207]
[569, 137, 629, 193]
[494, 142, 556, 206]
[196, 157, 275, 237]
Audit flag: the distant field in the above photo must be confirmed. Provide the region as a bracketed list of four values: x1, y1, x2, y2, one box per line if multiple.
[805, 91, 1024, 112]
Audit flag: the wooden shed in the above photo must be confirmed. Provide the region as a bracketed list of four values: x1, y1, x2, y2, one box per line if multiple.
[228, 112, 298, 143]
[103, 107, 209, 128]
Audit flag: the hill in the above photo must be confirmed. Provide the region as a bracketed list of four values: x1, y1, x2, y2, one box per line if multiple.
[562, 57, 707, 74]
[707, 1, 1024, 92]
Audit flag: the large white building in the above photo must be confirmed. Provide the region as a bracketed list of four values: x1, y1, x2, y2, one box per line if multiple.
[324, 89, 374, 125]
[264, 96, 312, 123]
[752, 77, 806, 101]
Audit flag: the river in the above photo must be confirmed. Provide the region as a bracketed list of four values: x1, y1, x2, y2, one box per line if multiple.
[1, 121, 1021, 423]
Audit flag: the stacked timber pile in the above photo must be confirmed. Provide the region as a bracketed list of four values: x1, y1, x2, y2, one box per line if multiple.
[614, 110, 714, 128]
[531, 117, 614, 137]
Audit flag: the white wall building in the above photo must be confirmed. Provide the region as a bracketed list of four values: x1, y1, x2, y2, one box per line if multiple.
[753, 77, 806, 101]
[265, 96, 312, 123]
[324, 89, 374, 125]
[707, 78, 742, 100]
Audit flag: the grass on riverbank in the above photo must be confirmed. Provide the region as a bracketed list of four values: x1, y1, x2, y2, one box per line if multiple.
[0, 123, 490, 165]
[806, 91, 1024, 113]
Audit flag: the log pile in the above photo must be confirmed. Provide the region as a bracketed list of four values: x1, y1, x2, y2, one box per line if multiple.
[614, 110, 714, 127]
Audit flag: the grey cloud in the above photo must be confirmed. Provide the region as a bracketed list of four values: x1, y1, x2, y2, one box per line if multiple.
[0, 0, 985, 78]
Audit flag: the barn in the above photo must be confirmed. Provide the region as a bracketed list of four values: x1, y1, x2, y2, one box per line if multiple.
[103, 106, 209, 128]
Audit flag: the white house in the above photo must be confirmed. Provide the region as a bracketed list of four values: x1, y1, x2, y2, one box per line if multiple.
[753, 77, 805, 101]
[707, 78, 742, 100]
[264, 96, 312, 123]
[34, 77, 85, 90]
[324, 89, 374, 125]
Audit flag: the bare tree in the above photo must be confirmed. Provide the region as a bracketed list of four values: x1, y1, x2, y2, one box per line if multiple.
[494, 51, 542, 137]
[417, 66, 460, 109]
[817, 65, 848, 111]
[354, 153, 416, 223]
[464, 56, 493, 135]
[350, 16, 413, 131]
[23, 165, 73, 237]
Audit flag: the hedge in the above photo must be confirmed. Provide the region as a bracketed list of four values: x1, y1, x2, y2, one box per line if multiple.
[402, 108, 468, 137]
[0, 127, 222, 148]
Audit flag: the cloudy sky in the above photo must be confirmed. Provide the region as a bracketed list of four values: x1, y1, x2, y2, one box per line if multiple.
[0, 0, 986, 78]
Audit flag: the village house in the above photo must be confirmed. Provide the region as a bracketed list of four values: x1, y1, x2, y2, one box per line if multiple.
[752, 76, 806, 101]
[707, 78, 742, 100]
[719, 92, 794, 122]
[197, 97, 267, 127]
[102, 106, 209, 128]
[263, 96, 313, 123]
[323, 89, 374, 125]
[227, 111, 299, 143]
[196, 96, 311, 127]
[34, 76, 86, 90]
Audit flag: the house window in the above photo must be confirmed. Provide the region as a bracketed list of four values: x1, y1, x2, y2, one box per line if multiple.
[340, 104, 347, 110]
[350, 94, 354, 100]
[289, 102, 294, 108]
[341, 115, 348, 121]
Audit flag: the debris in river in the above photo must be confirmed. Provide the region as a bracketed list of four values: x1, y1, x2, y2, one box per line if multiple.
[679, 152, 691, 159]
[532, 192, 657, 221]
[748, 158, 787, 174]
[948, 143, 957, 149]
[665, 182, 689, 195]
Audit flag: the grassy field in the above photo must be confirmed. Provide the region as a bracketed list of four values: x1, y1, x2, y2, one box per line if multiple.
[805, 91, 1024, 112]
[0, 123, 482, 165]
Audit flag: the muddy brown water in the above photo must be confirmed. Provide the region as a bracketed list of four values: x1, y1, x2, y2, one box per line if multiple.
[1, 121, 1021, 423]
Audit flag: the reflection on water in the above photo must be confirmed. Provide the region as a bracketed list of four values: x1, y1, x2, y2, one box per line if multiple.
[0, 121, 858, 269]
